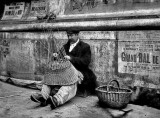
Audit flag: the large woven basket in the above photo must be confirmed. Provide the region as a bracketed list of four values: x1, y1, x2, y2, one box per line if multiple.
[95, 79, 132, 109]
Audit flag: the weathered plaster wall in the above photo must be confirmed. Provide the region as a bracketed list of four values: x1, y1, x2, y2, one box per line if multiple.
[1, 0, 160, 89]
[0, 31, 116, 84]
[0, 37, 35, 80]
[1, 30, 160, 89]
[118, 31, 160, 89]
[1, 0, 160, 21]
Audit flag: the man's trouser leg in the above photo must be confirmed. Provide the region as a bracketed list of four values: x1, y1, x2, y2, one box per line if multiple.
[30, 84, 50, 105]
[41, 84, 51, 100]
[53, 83, 77, 105]
[41, 83, 77, 109]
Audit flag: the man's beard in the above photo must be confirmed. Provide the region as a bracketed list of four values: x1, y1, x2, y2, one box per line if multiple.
[69, 39, 76, 44]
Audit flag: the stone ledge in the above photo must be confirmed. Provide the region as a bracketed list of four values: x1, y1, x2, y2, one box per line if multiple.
[0, 76, 42, 90]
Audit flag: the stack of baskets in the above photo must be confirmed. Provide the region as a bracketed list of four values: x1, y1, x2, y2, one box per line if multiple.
[95, 79, 132, 109]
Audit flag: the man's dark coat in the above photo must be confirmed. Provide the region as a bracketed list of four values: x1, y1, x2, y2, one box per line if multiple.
[63, 40, 96, 94]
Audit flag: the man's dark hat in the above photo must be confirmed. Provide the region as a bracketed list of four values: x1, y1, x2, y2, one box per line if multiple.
[66, 30, 80, 34]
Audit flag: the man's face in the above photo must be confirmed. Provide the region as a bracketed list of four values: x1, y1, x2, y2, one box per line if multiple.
[67, 33, 78, 44]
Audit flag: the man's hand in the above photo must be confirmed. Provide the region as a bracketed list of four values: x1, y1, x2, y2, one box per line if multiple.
[64, 55, 71, 60]
[77, 71, 83, 84]
[78, 77, 83, 84]
[53, 53, 58, 57]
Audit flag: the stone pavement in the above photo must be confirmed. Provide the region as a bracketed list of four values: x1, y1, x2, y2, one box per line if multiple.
[0, 81, 160, 118]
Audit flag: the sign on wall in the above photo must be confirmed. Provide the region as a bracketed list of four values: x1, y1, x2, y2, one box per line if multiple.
[118, 31, 160, 76]
[28, 0, 48, 19]
[1, 2, 25, 20]
[65, 0, 160, 15]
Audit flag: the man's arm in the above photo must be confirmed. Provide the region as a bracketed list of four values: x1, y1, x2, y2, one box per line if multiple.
[66, 45, 91, 68]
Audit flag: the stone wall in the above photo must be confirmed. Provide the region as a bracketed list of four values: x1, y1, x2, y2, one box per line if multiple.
[0, 31, 116, 85]
[118, 31, 160, 89]
[1, 30, 160, 90]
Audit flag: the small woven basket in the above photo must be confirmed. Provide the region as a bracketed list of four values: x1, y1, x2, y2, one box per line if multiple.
[95, 79, 132, 109]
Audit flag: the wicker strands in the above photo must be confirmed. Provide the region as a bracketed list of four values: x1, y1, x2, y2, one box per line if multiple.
[43, 63, 83, 85]
[47, 60, 71, 72]
[42, 30, 83, 86]
[96, 80, 132, 109]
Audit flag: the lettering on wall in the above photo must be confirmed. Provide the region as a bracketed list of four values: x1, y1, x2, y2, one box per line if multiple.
[69, 0, 98, 11]
[29, 0, 48, 18]
[118, 31, 160, 75]
[1, 2, 25, 20]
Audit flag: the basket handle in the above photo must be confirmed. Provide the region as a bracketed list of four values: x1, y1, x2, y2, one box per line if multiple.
[107, 79, 120, 91]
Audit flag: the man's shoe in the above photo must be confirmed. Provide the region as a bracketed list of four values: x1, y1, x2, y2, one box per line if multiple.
[30, 93, 46, 103]
[47, 96, 58, 109]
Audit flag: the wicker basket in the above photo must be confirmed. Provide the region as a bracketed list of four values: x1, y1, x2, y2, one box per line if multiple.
[95, 79, 132, 109]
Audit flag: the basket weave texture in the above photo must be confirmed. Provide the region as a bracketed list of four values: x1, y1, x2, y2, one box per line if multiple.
[95, 79, 132, 109]
[43, 63, 83, 85]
